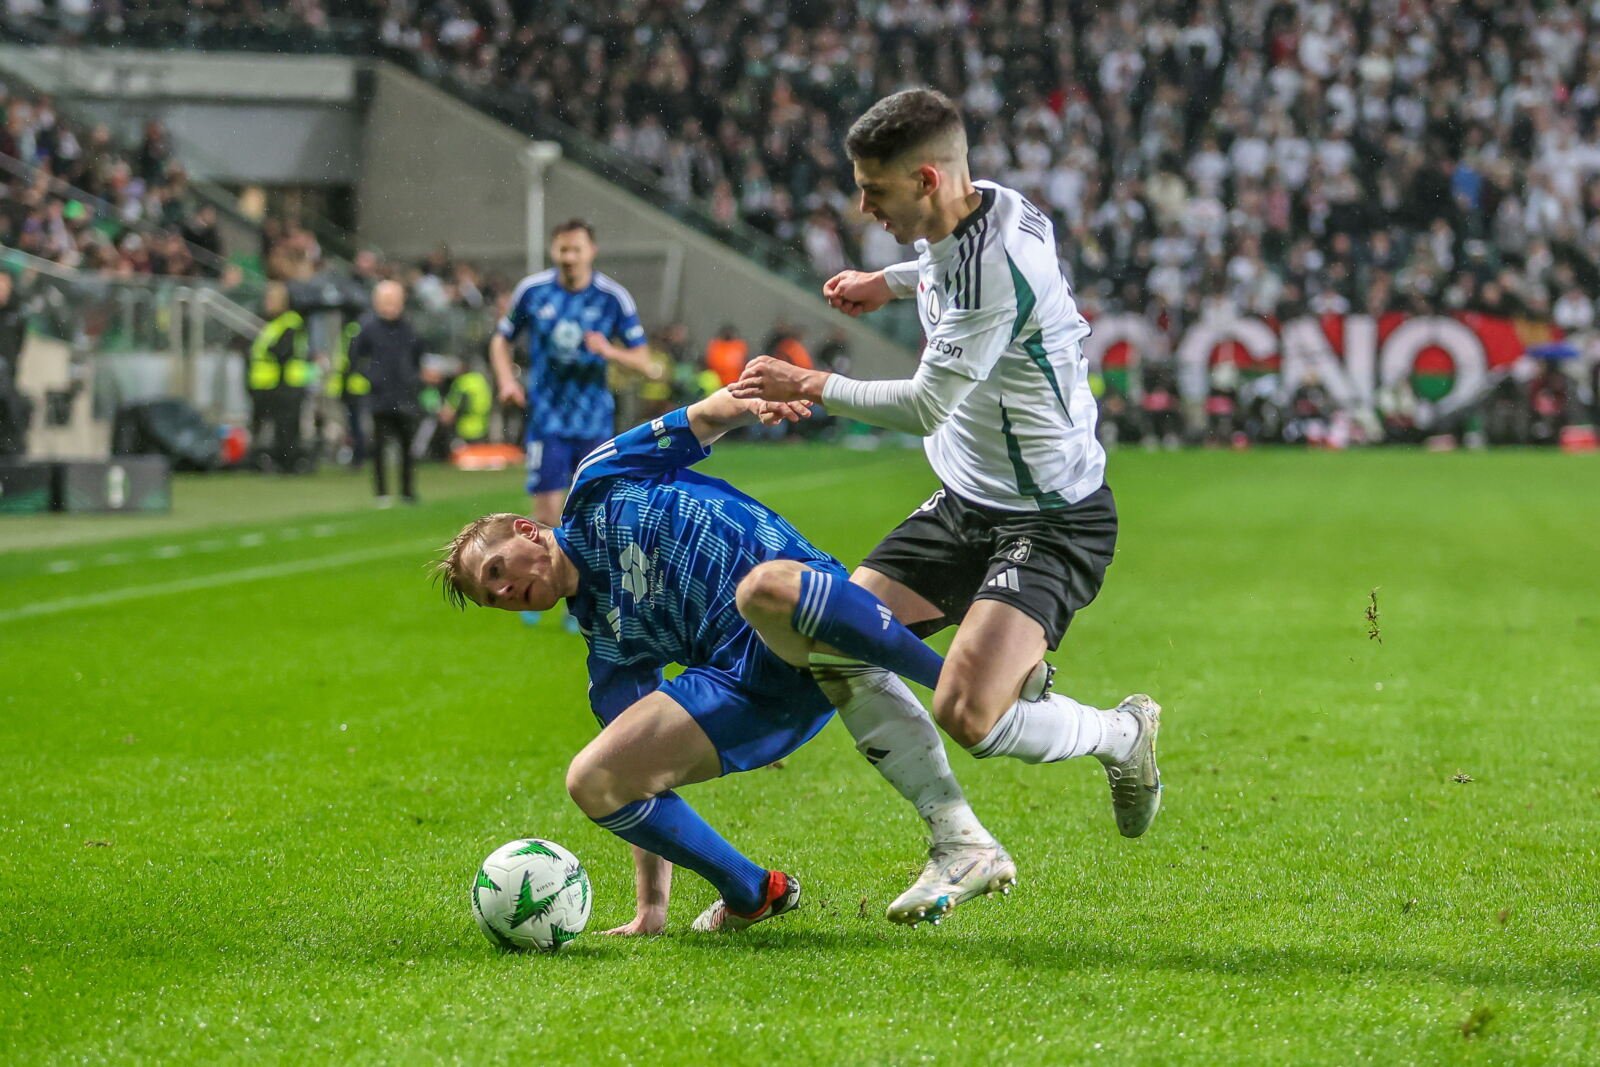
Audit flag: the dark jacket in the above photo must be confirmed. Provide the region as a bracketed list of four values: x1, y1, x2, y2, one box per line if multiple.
[349, 312, 425, 414]
[0, 295, 26, 394]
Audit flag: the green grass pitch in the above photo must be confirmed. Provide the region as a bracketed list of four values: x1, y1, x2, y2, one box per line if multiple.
[2, 445, 1597, 1064]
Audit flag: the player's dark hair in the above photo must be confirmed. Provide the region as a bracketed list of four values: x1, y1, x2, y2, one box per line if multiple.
[550, 218, 596, 242]
[845, 89, 965, 163]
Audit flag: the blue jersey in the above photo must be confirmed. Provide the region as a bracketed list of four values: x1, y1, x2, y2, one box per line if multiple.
[554, 407, 839, 721]
[497, 269, 646, 440]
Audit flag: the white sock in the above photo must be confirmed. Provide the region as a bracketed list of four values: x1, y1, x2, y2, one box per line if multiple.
[810, 654, 993, 847]
[969, 693, 1137, 765]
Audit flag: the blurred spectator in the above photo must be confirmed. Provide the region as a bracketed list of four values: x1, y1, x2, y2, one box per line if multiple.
[763, 320, 813, 370]
[350, 279, 425, 503]
[704, 323, 749, 386]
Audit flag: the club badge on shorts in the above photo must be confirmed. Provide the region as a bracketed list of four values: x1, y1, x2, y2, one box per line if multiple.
[1006, 537, 1032, 564]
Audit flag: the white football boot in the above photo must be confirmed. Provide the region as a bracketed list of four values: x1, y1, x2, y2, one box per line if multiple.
[691, 870, 802, 932]
[1104, 694, 1163, 838]
[885, 841, 1017, 927]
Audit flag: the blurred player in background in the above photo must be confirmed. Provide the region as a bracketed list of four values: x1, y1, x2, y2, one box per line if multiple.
[490, 219, 658, 628]
[735, 90, 1164, 909]
[435, 390, 1002, 933]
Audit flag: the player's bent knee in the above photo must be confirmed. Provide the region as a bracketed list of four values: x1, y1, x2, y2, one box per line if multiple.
[566, 749, 629, 818]
[933, 686, 1001, 749]
[735, 561, 803, 624]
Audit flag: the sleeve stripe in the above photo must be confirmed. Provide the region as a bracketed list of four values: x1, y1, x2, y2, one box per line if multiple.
[951, 216, 990, 310]
[572, 442, 619, 484]
[966, 219, 979, 307]
[593, 273, 639, 317]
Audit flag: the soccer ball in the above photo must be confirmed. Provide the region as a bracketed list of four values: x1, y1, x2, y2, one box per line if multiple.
[471, 838, 592, 952]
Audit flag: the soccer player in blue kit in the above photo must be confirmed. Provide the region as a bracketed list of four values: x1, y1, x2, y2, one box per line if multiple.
[489, 218, 659, 627]
[435, 389, 1002, 933]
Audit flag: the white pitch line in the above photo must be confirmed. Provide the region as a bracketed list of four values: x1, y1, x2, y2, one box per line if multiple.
[8, 455, 920, 615]
[0, 540, 438, 625]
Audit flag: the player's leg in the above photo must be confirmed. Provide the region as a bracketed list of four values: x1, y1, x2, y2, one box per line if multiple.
[738, 559, 1010, 925]
[737, 561, 984, 848]
[736, 560, 945, 687]
[936, 491, 1163, 838]
[565, 691, 786, 918]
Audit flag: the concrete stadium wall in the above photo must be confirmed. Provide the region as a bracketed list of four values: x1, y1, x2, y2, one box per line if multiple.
[0, 46, 362, 185]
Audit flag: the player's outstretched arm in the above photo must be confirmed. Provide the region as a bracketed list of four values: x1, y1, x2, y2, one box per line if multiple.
[584, 333, 665, 380]
[686, 388, 810, 445]
[602, 846, 671, 936]
[732, 357, 980, 437]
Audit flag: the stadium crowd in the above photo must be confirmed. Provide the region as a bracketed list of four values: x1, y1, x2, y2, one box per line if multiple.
[18, 1, 1600, 330]
[5, 0, 1600, 448]
[0, 87, 225, 277]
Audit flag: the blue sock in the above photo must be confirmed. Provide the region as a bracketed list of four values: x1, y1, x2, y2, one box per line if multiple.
[793, 569, 945, 690]
[593, 792, 768, 913]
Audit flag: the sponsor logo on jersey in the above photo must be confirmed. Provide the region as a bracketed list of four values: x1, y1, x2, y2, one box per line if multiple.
[928, 337, 964, 360]
[552, 320, 583, 349]
[537, 303, 557, 320]
[619, 543, 651, 600]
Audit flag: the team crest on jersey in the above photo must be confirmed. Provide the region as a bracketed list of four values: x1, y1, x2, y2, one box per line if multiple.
[922, 284, 944, 325]
[552, 320, 583, 349]
[1006, 537, 1033, 564]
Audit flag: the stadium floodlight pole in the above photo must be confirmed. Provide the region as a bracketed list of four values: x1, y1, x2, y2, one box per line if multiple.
[522, 142, 563, 274]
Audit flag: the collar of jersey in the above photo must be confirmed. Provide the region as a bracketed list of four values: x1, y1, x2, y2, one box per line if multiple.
[921, 185, 996, 259]
[551, 524, 591, 596]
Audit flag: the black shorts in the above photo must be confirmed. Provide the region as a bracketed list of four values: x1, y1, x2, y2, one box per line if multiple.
[859, 484, 1117, 650]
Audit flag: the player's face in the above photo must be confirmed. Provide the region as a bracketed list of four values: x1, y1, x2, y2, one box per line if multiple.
[854, 157, 933, 243]
[464, 520, 564, 612]
[550, 230, 596, 281]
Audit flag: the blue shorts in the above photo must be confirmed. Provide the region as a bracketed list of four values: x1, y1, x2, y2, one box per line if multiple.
[658, 576, 846, 774]
[525, 433, 609, 495]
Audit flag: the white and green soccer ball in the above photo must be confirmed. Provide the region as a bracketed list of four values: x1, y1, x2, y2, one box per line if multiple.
[471, 838, 592, 952]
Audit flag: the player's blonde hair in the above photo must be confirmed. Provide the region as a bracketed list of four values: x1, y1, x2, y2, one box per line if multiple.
[432, 512, 525, 610]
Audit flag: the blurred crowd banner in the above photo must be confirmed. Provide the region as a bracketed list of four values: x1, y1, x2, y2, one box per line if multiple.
[1085, 312, 1569, 426]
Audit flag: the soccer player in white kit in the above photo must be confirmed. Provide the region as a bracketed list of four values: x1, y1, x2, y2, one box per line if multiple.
[733, 89, 1163, 926]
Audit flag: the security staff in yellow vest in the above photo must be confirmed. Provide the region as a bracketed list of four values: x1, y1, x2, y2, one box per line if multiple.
[325, 318, 371, 464]
[248, 282, 312, 472]
[441, 363, 492, 445]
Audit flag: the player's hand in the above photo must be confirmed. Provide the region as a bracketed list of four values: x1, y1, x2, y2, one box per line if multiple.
[730, 355, 825, 403]
[602, 910, 666, 936]
[496, 377, 526, 408]
[823, 269, 893, 317]
[582, 331, 611, 357]
[754, 398, 812, 425]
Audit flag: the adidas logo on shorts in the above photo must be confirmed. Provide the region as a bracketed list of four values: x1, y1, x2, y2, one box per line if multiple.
[986, 567, 1020, 592]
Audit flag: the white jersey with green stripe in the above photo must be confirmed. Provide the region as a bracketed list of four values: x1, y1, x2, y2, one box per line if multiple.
[882, 179, 1103, 511]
